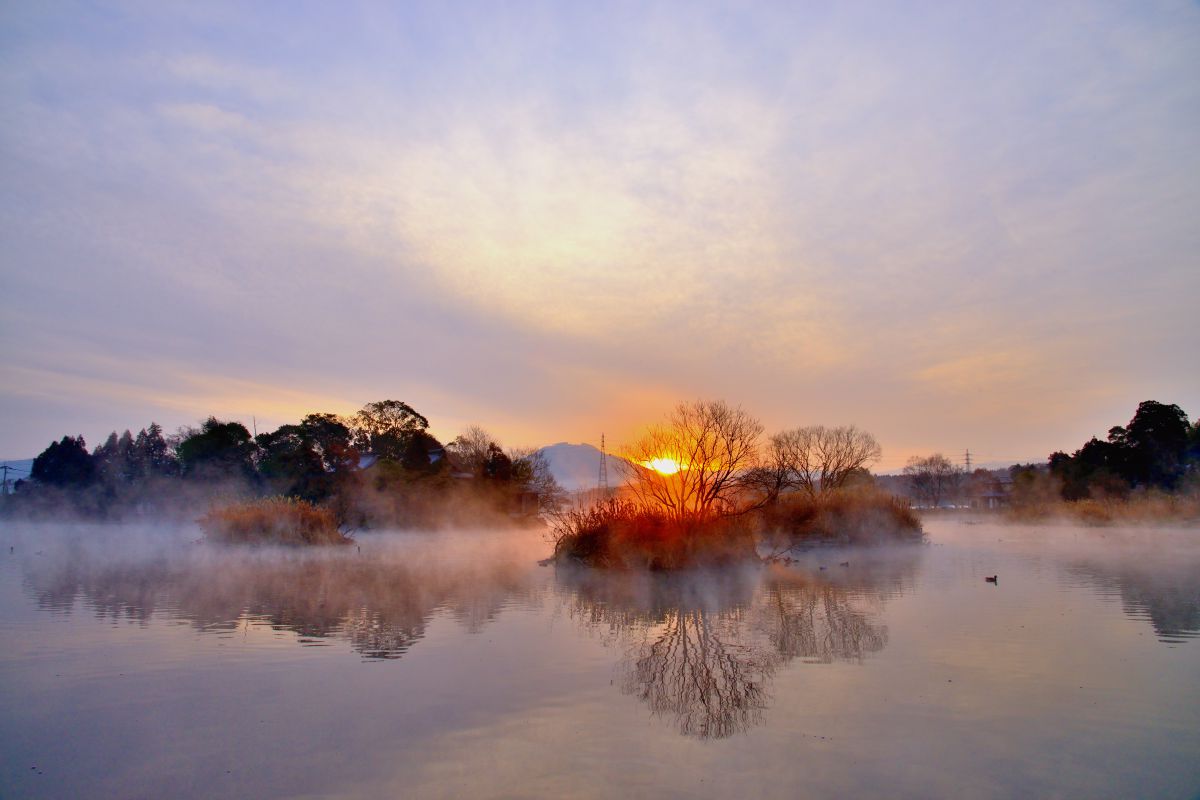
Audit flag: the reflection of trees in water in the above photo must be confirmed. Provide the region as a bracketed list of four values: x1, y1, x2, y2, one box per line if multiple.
[1062, 557, 1200, 643]
[23, 540, 537, 659]
[558, 550, 919, 739]
[755, 574, 888, 664]
[625, 606, 774, 739]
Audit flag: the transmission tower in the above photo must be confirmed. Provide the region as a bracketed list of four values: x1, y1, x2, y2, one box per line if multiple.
[964, 449, 972, 472]
[598, 433, 609, 493]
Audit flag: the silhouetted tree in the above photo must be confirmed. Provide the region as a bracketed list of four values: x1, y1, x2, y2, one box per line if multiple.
[91, 430, 138, 501]
[299, 413, 356, 473]
[765, 425, 882, 497]
[1188, 418, 1200, 476]
[510, 448, 567, 513]
[93, 431, 122, 483]
[446, 425, 495, 476]
[177, 418, 257, 479]
[1050, 438, 1126, 500]
[400, 429, 445, 473]
[352, 400, 431, 462]
[133, 423, 176, 478]
[482, 443, 513, 481]
[1112, 400, 1191, 490]
[256, 425, 327, 500]
[622, 400, 764, 522]
[1048, 400, 1193, 499]
[31, 436, 95, 487]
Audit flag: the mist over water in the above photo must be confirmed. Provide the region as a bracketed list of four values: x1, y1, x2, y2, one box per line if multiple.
[1, 520, 1198, 798]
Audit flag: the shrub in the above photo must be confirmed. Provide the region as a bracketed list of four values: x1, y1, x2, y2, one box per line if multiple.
[549, 499, 757, 570]
[759, 488, 923, 546]
[199, 497, 351, 546]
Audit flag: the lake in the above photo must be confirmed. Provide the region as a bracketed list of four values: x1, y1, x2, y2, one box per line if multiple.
[1, 519, 1197, 799]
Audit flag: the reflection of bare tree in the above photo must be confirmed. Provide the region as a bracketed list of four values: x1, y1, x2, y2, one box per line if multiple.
[557, 551, 919, 739]
[624, 607, 774, 739]
[763, 575, 888, 662]
[22, 536, 538, 660]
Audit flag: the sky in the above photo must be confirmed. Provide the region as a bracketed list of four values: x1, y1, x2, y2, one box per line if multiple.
[1, 1, 1198, 471]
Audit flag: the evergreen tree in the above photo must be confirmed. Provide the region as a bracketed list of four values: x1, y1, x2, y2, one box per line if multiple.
[256, 424, 328, 500]
[93, 432, 120, 482]
[1114, 401, 1191, 489]
[134, 423, 175, 478]
[177, 418, 257, 479]
[1049, 400, 1193, 498]
[31, 436, 95, 487]
[116, 430, 135, 481]
[483, 443, 513, 481]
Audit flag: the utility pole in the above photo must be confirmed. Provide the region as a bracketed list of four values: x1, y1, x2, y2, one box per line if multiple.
[0, 464, 26, 495]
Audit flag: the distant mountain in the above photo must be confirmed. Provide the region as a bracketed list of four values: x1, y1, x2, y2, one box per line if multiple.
[537, 442, 632, 491]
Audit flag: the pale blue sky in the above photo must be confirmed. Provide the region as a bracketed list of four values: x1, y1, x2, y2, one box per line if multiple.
[2, 1, 1197, 468]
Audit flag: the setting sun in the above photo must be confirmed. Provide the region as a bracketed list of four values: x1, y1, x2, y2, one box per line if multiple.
[642, 457, 685, 475]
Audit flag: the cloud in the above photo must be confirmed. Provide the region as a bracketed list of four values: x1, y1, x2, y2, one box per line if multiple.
[158, 102, 254, 135]
[1, 0, 1197, 462]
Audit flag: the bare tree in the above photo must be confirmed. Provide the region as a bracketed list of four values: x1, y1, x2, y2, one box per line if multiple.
[509, 447, 568, 514]
[767, 425, 882, 497]
[445, 424, 495, 475]
[620, 400, 764, 522]
[903, 454, 963, 508]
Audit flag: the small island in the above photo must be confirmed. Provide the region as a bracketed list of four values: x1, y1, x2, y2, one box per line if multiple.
[549, 400, 922, 569]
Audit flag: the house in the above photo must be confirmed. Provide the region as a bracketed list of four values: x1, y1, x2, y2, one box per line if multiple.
[968, 474, 1012, 510]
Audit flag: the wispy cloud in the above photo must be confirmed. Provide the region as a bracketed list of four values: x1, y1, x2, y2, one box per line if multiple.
[1, 0, 1197, 463]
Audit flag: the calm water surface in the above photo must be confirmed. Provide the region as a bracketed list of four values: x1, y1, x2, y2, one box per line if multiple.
[1, 520, 1197, 799]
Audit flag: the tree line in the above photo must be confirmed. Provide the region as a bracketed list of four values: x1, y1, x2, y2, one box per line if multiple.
[898, 400, 1199, 508]
[1041, 400, 1198, 501]
[9, 400, 564, 524]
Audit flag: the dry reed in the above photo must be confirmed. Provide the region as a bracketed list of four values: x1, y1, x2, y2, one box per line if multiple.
[1006, 490, 1200, 526]
[759, 488, 923, 545]
[199, 497, 351, 546]
[549, 498, 757, 569]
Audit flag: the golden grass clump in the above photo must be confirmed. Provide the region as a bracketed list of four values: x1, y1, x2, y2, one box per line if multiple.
[549, 498, 757, 570]
[759, 488, 924, 545]
[200, 497, 351, 546]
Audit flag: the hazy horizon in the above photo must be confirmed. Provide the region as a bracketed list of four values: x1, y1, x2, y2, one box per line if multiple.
[3, 1, 1197, 471]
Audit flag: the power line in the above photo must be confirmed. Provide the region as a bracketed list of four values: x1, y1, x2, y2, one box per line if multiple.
[0, 464, 27, 495]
